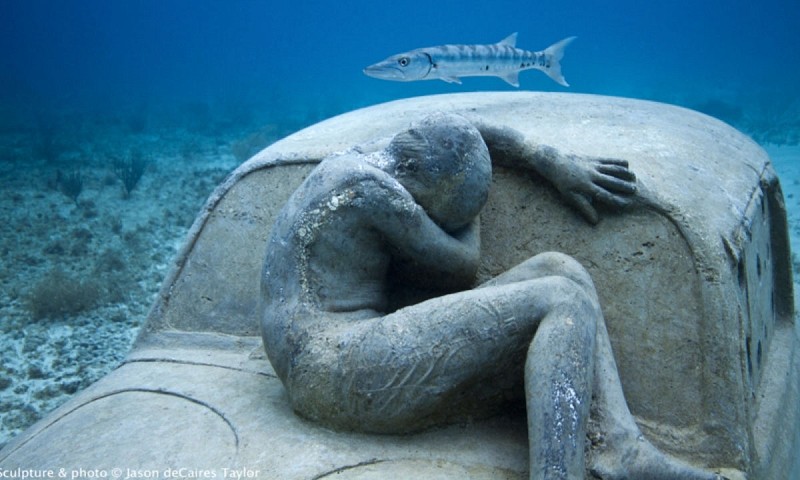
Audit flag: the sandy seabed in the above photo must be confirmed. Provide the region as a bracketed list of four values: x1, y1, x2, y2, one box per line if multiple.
[0, 112, 798, 451]
[0, 115, 291, 448]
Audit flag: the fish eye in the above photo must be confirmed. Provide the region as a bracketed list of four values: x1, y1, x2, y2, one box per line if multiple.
[398, 57, 410, 67]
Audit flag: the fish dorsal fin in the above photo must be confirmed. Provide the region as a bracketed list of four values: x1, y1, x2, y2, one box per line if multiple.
[498, 32, 517, 47]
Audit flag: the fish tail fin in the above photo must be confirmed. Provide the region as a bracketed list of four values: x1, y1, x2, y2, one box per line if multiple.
[543, 36, 576, 87]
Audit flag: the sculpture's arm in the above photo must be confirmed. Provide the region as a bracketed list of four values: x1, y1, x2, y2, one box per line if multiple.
[474, 123, 637, 224]
[360, 174, 480, 283]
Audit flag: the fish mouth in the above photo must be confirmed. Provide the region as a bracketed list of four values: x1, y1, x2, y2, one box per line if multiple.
[363, 63, 404, 80]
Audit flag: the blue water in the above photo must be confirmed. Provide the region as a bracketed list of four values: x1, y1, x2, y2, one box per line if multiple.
[2, 0, 798, 133]
[1, 0, 799, 450]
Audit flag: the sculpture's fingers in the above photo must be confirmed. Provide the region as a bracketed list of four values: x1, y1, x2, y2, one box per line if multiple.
[591, 186, 633, 209]
[567, 193, 599, 225]
[597, 158, 629, 167]
[593, 173, 638, 194]
[596, 164, 636, 182]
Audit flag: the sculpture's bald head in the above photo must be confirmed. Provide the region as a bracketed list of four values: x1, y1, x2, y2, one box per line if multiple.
[388, 113, 491, 232]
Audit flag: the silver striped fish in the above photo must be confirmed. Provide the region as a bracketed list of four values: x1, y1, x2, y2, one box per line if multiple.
[364, 33, 576, 87]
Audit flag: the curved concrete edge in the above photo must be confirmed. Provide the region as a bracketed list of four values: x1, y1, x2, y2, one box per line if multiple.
[135, 157, 320, 341]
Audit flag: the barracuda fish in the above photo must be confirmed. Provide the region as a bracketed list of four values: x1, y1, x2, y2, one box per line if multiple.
[364, 33, 576, 87]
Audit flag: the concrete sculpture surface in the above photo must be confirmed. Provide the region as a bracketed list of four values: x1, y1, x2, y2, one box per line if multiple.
[0, 93, 797, 480]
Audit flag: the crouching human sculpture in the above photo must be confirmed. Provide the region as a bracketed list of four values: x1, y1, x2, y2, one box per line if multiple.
[260, 113, 725, 479]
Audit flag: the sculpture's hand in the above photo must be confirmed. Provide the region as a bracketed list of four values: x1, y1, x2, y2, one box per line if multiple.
[474, 128, 637, 225]
[552, 156, 637, 225]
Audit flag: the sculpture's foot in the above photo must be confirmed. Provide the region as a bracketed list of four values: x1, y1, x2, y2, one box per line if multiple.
[586, 318, 730, 480]
[587, 431, 728, 480]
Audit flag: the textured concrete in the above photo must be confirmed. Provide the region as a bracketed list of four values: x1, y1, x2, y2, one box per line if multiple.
[1, 93, 797, 479]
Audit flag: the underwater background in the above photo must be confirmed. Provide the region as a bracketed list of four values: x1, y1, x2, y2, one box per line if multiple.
[1, 0, 798, 448]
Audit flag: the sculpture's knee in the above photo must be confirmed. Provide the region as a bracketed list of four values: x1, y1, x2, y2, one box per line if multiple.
[529, 252, 595, 294]
[282, 351, 339, 423]
[545, 274, 600, 322]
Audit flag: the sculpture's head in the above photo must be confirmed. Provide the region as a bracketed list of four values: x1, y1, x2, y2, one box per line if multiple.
[388, 113, 491, 232]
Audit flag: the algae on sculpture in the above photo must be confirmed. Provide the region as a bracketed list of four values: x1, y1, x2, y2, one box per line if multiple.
[260, 113, 724, 479]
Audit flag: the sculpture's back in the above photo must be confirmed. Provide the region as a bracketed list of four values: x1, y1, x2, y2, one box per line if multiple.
[1, 93, 797, 479]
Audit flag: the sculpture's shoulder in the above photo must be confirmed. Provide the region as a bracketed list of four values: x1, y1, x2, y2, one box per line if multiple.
[273, 153, 410, 242]
[303, 153, 413, 212]
[317, 151, 396, 182]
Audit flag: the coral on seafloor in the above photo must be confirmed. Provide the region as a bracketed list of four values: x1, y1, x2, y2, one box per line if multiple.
[26, 268, 101, 320]
[56, 169, 83, 205]
[112, 150, 150, 199]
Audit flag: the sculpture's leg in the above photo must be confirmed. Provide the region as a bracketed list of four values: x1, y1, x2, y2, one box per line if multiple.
[523, 280, 597, 479]
[484, 253, 598, 479]
[485, 253, 725, 480]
